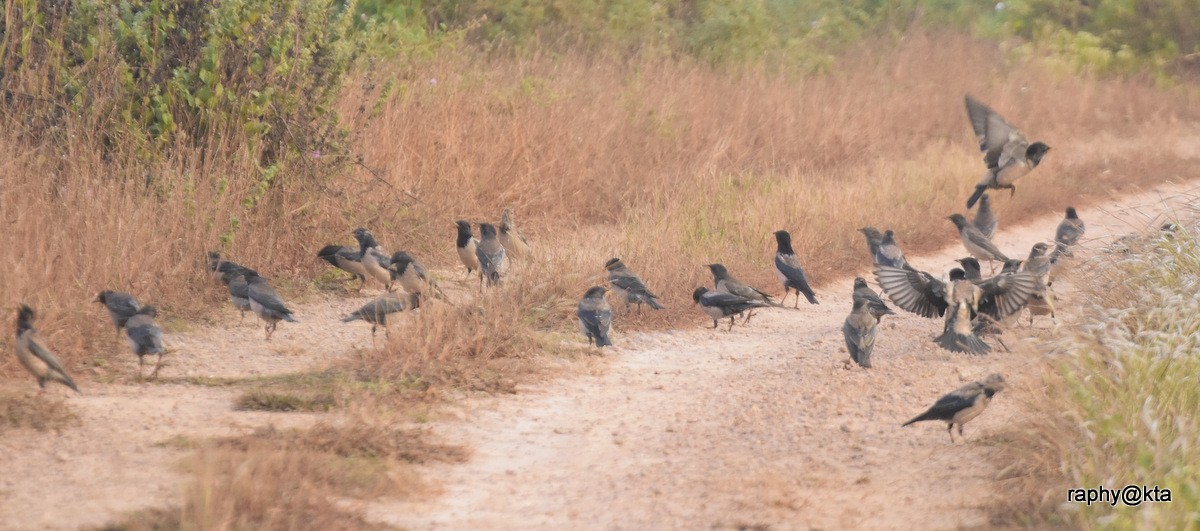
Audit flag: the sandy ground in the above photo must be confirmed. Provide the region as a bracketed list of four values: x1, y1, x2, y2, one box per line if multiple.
[0, 181, 1196, 530]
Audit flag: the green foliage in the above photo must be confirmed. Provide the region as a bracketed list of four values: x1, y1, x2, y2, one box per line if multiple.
[1002, 0, 1199, 73]
[1, 0, 359, 165]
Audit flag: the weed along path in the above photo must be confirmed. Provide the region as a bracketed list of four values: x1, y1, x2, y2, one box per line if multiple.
[369, 181, 1200, 530]
[0, 182, 1196, 530]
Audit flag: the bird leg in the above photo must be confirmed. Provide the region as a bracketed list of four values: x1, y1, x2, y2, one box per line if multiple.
[265, 322, 275, 340]
[114, 326, 121, 339]
[137, 356, 145, 381]
[782, 288, 791, 308]
[711, 320, 719, 329]
[1007, 184, 1017, 199]
[150, 353, 163, 379]
[947, 423, 956, 443]
[958, 424, 966, 439]
[727, 317, 736, 331]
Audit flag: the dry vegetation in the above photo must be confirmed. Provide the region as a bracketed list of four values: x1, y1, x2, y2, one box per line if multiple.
[0, 389, 78, 433]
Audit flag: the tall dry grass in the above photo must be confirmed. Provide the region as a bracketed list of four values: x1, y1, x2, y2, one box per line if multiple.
[2, 32, 1199, 384]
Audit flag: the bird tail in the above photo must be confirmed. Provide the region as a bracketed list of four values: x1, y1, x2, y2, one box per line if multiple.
[936, 328, 991, 354]
[966, 185, 988, 209]
[282, 314, 299, 323]
[901, 411, 931, 427]
[595, 335, 613, 347]
[646, 297, 665, 310]
[1050, 242, 1072, 264]
[317, 245, 342, 266]
[800, 288, 819, 305]
[486, 270, 502, 285]
[340, 314, 361, 323]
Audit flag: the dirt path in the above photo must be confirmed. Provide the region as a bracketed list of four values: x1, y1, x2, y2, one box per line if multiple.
[0, 182, 1196, 530]
[367, 181, 1200, 530]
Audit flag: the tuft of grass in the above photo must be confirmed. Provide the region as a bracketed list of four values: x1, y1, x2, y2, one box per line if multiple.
[235, 390, 337, 412]
[994, 222, 1200, 528]
[0, 390, 79, 433]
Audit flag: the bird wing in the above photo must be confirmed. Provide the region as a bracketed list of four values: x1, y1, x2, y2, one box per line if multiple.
[107, 295, 141, 317]
[26, 338, 75, 383]
[702, 291, 768, 310]
[127, 318, 164, 352]
[720, 279, 772, 302]
[965, 227, 1009, 259]
[997, 134, 1030, 169]
[965, 95, 1025, 169]
[842, 319, 874, 359]
[923, 388, 980, 420]
[610, 273, 655, 297]
[577, 305, 612, 336]
[1056, 220, 1083, 246]
[874, 266, 948, 318]
[249, 283, 293, 315]
[775, 253, 811, 287]
[977, 271, 1040, 319]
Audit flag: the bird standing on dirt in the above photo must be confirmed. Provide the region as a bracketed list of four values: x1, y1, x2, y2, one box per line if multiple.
[692, 287, 771, 331]
[577, 286, 613, 348]
[318, 236, 368, 291]
[604, 258, 665, 312]
[972, 193, 998, 240]
[874, 230, 910, 270]
[498, 208, 532, 260]
[843, 297, 877, 368]
[341, 292, 420, 338]
[245, 271, 298, 340]
[95, 290, 141, 338]
[1023, 242, 1056, 324]
[388, 251, 448, 303]
[773, 230, 819, 307]
[226, 270, 254, 322]
[859, 227, 884, 258]
[852, 277, 894, 323]
[455, 220, 481, 279]
[948, 214, 1009, 271]
[1051, 207, 1085, 263]
[13, 305, 80, 394]
[903, 373, 1007, 442]
[963, 95, 1051, 208]
[354, 228, 394, 291]
[125, 306, 166, 379]
[477, 223, 507, 286]
[708, 264, 777, 321]
[936, 268, 990, 354]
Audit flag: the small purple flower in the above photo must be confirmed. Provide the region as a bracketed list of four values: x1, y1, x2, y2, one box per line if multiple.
[310, 150, 321, 159]
[430, 78, 438, 86]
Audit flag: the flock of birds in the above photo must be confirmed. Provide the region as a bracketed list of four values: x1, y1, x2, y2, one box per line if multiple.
[11, 95, 1086, 442]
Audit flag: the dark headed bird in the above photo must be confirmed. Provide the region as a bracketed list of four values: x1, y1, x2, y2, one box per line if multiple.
[972, 193, 997, 240]
[1024, 242, 1055, 323]
[903, 373, 1007, 442]
[843, 298, 877, 368]
[859, 227, 884, 258]
[955, 257, 983, 282]
[499, 208, 532, 260]
[874, 230, 909, 270]
[388, 251, 448, 303]
[577, 286, 613, 348]
[95, 290, 141, 338]
[13, 305, 80, 393]
[126, 306, 165, 379]
[342, 292, 420, 337]
[207, 251, 250, 285]
[227, 270, 255, 321]
[604, 258, 665, 312]
[318, 237, 368, 291]
[692, 287, 770, 331]
[948, 214, 1009, 270]
[773, 230, 819, 307]
[476, 223, 508, 286]
[455, 220, 481, 278]
[964, 95, 1051, 208]
[354, 228, 394, 291]
[1051, 207, 1085, 263]
[875, 264, 1039, 354]
[852, 277, 894, 323]
[708, 263, 777, 322]
[245, 271, 297, 340]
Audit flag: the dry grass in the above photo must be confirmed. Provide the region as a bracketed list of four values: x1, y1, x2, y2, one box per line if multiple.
[0, 389, 78, 433]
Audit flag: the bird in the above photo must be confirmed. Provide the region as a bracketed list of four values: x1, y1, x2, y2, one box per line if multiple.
[972, 193, 997, 240]
[604, 258, 665, 312]
[13, 305, 80, 393]
[341, 292, 420, 337]
[125, 305, 165, 379]
[874, 230, 910, 270]
[903, 373, 1007, 442]
[354, 228, 394, 291]
[577, 286, 613, 348]
[244, 271, 298, 340]
[707, 264, 778, 321]
[498, 208, 532, 260]
[692, 287, 771, 331]
[388, 251, 448, 302]
[859, 227, 884, 258]
[852, 277, 894, 323]
[1023, 242, 1056, 324]
[455, 220, 481, 278]
[207, 251, 250, 285]
[773, 230, 819, 307]
[948, 213, 1009, 270]
[226, 270, 255, 322]
[318, 237, 368, 291]
[874, 264, 1040, 354]
[1051, 207, 1085, 263]
[843, 297, 877, 368]
[476, 223, 507, 286]
[955, 257, 983, 282]
[95, 290, 141, 338]
[963, 94, 1051, 208]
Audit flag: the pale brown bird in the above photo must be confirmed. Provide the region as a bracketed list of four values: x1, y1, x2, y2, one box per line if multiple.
[843, 298, 877, 368]
[455, 220, 481, 278]
[903, 374, 1007, 442]
[1024, 242, 1055, 324]
[13, 305, 80, 393]
[499, 208, 532, 260]
[948, 213, 1009, 271]
[964, 95, 1051, 208]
